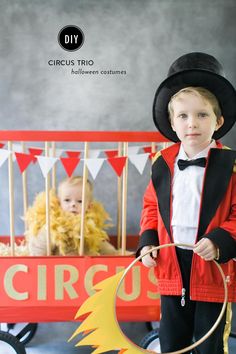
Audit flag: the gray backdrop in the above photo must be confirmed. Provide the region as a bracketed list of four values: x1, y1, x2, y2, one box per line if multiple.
[0, 0, 235, 236]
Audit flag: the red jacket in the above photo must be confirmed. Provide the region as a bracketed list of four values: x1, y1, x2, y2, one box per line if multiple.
[139, 142, 236, 302]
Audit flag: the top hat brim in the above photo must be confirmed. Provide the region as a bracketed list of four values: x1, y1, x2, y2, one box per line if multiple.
[153, 69, 236, 142]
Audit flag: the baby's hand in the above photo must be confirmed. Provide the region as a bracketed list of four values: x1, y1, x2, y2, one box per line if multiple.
[140, 245, 157, 268]
[193, 238, 219, 261]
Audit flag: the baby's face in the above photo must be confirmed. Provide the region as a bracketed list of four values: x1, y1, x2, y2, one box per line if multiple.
[59, 183, 89, 215]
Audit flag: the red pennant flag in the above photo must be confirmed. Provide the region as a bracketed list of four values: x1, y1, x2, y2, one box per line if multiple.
[65, 151, 81, 158]
[143, 147, 157, 160]
[149, 152, 157, 160]
[107, 156, 127, 177]
[143, 146, 152, 154]
[0, 143, 5, 149]
[60, 157, 80, 177]
[104, 150, 118, 158]
[28, 148, 44, 163]
[15, 152, 34, 173]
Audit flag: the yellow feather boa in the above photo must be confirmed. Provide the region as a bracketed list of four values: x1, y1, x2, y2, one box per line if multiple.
[0, 241, 29, 256]
[25, 191, 113, 256]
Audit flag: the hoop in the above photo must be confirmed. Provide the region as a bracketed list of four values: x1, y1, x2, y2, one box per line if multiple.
[116, 243, 228, 354]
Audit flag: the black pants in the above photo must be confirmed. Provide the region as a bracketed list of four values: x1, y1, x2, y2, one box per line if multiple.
[159, 248, 227, 354]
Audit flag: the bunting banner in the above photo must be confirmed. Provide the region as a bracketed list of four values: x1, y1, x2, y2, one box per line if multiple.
[128, 153, 149, 175]
[149, 152, 157, 159]
[84, 158, 105, 180]
[60, 157, 80, 177]
[28, 148, 44, 163]
[36, 156, 58, 178]
[142, 147, 158, 160]
[88, 149, 101, 158]
[49, 147, 64, 158]
[107, 156, 127, 177]
[6, 143, 155, 161]
[65, 151, 81, 158]
[127, 146, 140, 155]
[12, 143, 23, 161]
[0, 149, 11, 168]
[104, 150, 118, 158]
[12, 143, 23, 152]
[0, 145, 156, 179]
[15, 152, 35, 173]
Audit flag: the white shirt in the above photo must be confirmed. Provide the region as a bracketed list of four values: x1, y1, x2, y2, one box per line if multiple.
[171, 140, 216, 249]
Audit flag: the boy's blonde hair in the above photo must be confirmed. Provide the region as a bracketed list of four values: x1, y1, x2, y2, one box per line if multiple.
[58, 176, 93, 202]
[168, 86, 222, 122]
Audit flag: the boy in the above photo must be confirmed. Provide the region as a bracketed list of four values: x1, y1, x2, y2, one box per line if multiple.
[137, 52, 236, 354]
[26, 176, 117, 256]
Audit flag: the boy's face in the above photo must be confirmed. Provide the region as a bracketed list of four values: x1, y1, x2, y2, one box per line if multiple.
[59, 183, 90, 215]
[170, 92, 224, 154]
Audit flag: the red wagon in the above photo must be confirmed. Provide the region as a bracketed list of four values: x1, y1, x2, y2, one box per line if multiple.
[0, 130, 169, 353]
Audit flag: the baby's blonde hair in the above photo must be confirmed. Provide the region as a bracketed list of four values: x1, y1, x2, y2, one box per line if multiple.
[168, 86, 222, 122]
[58, 176, 93, 202]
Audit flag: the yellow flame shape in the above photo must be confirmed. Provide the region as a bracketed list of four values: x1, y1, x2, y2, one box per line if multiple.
[69, 270, 150, 353]
[69, 244, 228, 354]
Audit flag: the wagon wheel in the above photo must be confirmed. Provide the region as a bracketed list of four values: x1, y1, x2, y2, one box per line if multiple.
[146, 321, 159, 331]
[0, 330, 26, 354]
[140, 329, 198, 354]
[6, 323, 38, 345]
[140, 329, 161, 352]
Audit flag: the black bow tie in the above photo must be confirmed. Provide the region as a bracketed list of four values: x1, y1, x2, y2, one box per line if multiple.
[177, 157, 207, 171]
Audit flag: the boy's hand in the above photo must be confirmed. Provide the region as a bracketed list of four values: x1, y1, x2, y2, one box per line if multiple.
[194, 238, 219, 261]
[140, 245, 157, 268]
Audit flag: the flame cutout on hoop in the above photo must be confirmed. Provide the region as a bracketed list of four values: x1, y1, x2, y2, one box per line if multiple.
[69, 243, 228, 354]
[69, 271, 147, 353]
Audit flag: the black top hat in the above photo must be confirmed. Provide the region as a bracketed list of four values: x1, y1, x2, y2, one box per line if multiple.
[153, 52, 236, 142]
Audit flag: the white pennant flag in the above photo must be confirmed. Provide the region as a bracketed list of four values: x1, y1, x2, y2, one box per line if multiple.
[49, 147, 64, 158]
[84, 158, 105, 180]
[12, 143, 23, 153]
[88, 149, 101, 158]
[128, 145, 140, 156]
[129, 153, 149, 174]
[37, 156, 58, 178]
[0, 149, 11, 168]
[12, 143, 23, 161]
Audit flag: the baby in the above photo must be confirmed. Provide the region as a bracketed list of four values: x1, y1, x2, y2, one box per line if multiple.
[26, 176, 117, 256]
[58, 176, 93, 215]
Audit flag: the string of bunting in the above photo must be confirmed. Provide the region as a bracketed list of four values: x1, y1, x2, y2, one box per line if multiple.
[0, 142, 160, 158]
[0, 147, 154, 179]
